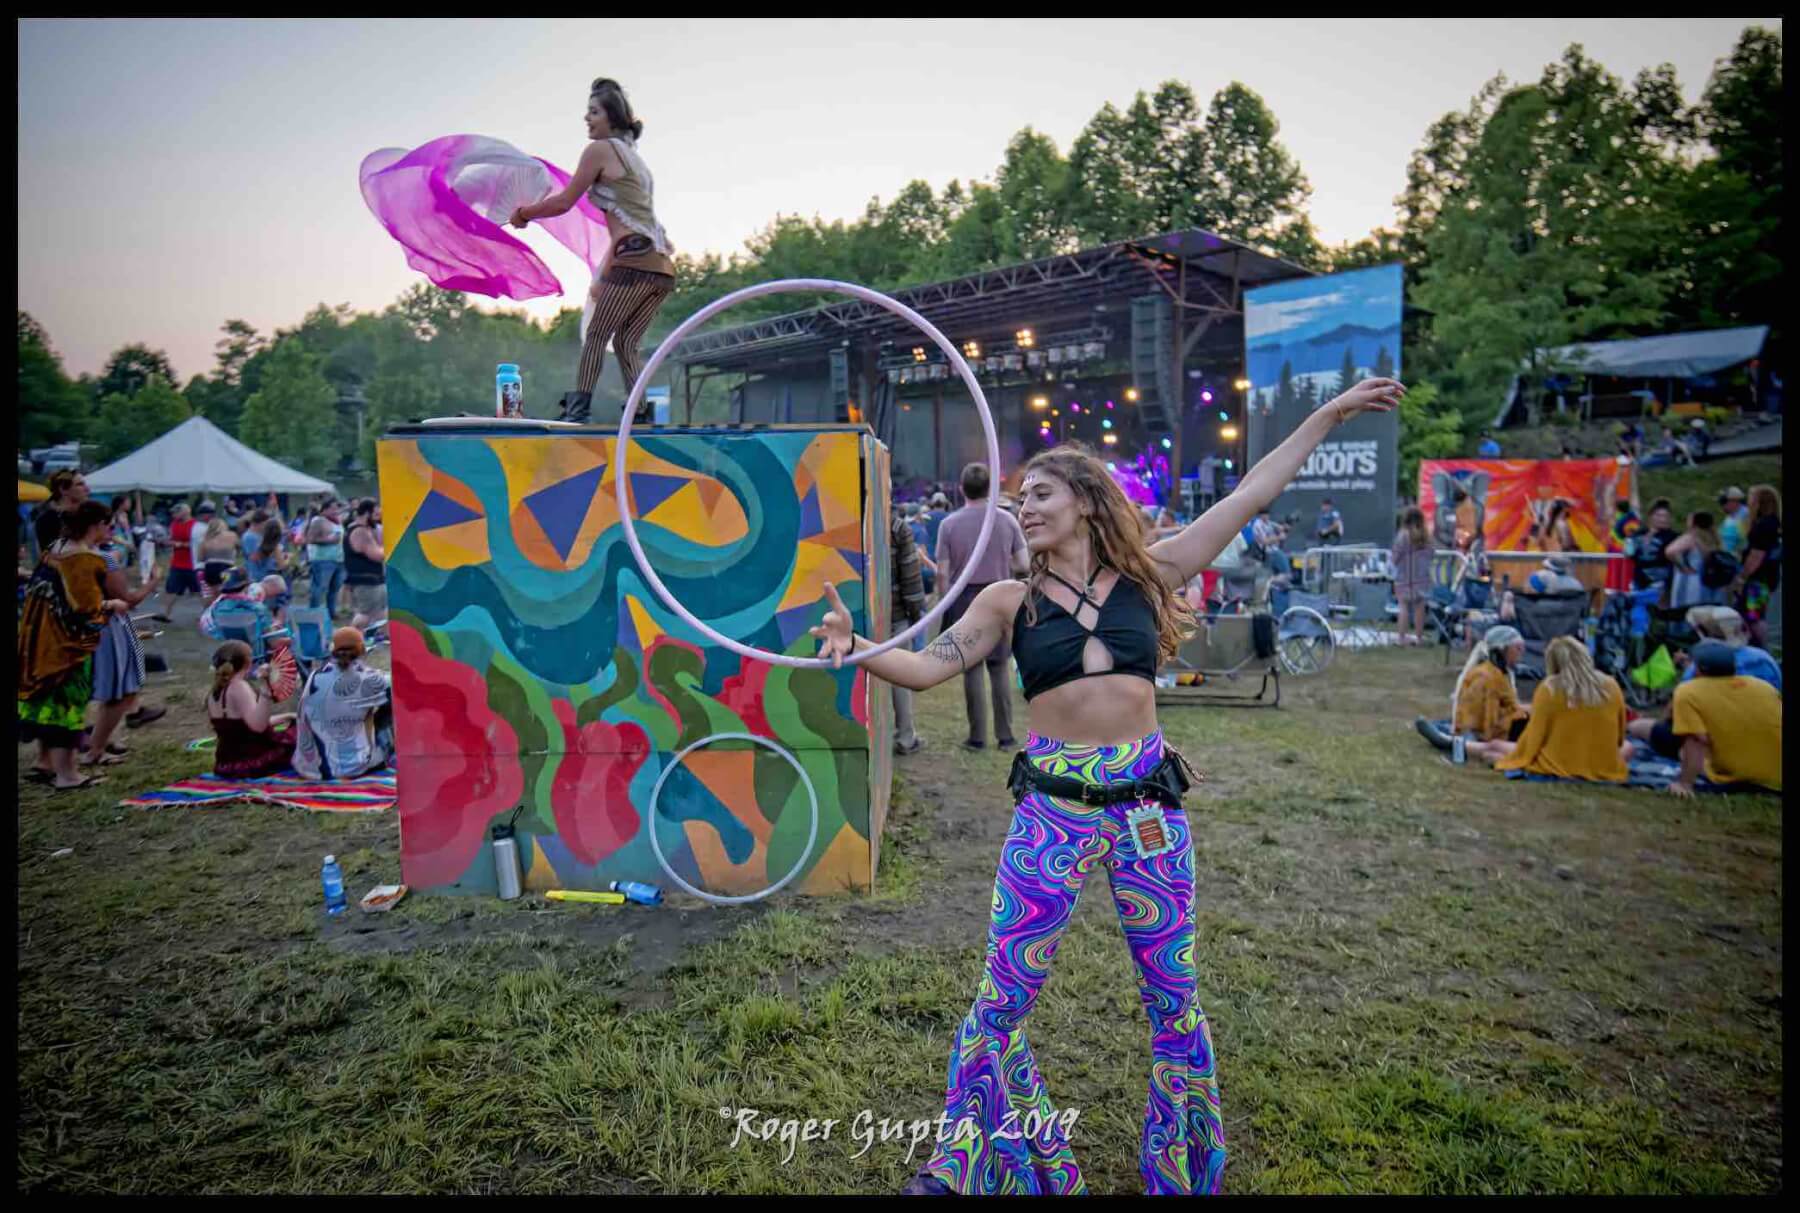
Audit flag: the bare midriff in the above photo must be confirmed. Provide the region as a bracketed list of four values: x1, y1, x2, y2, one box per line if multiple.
[1024, 673, 1159, 747]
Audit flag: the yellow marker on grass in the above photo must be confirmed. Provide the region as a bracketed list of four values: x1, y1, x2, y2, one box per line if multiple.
[545, 889, 626, 904]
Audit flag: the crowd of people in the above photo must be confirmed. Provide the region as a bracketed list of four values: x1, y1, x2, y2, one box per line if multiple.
[18, 473, 393, 789]
[1412, 477, 1781, 797]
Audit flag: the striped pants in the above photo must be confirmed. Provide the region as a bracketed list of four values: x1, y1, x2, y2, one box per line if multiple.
[920, 730, 1226, 1195]
[575, 268, 675, 397]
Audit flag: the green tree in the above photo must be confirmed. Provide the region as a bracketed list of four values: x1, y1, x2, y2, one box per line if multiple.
[1394, 381, 1463, 496]
[1675, 27, 1783, 333]
[993, 128, 1077, 260]
[1373, 345, 1395, 382]
[1275, 360, 1295, 412]
[238, 339, 341, 477]
[18, 312, 90, 450]
[96, 343, 177, 399]
[1326, 228, 1403, 273]
[1412, 49, 1675, 428]
[1190, 83, 1321, 265]
[94, 375, 192, 463]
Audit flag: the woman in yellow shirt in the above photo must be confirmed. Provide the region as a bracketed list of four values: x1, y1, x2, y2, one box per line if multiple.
[1483, 637, 1631, 781]
[1452, 625, 1531, 760]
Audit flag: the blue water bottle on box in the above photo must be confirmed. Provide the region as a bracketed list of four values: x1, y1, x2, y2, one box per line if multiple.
[321, 854, 347, 916]
[610, 880, 663, 906]
[495, 363, 523, 418]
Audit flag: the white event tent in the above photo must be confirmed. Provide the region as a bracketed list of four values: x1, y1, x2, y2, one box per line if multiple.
[83, 416, 336, 497]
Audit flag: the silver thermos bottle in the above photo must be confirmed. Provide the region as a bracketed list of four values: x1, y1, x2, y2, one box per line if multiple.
[491, 815, 522, 900]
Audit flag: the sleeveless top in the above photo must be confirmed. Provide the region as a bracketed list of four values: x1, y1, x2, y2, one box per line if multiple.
[344, 521, 384, 586]
[587, 136, 675, 277]
[1012, 569, 1160, 701]
[306, 518, 345, 565]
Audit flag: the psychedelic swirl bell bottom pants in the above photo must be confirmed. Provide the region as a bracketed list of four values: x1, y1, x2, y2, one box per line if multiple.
[919, 730, 1226, 1195]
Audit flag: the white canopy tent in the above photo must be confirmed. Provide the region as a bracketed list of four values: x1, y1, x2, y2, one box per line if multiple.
[83, 416, 336, 497]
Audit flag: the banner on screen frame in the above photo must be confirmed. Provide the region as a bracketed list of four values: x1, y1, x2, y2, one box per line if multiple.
[1244, 264, 1402, 544]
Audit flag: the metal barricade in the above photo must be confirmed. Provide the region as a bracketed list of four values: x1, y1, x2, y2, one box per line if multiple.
[1298, 546, 1393, 649]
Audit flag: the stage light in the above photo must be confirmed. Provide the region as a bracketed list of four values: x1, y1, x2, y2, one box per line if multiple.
[1031, 395, 1049, 410]
[1219, 410, 1229, 421]
[1125, 387, 1140, 402]
[1221, 425, 1239, 441]
[1105, 400, 1115, 409]
[1052, 409, 1060, 417]
[1201, 390, 1214, 403]
[1223, 458, 1234, 469]
[1160, 437, 1172, 449]
[912, 346, 927, 363]
[1102, 419, 1112, 430]
[1233, 377, 1252, 392]
[963, 340, 981, 359]
[1070, 403, 1081, 413]
[1102, 433, 1118, 445]
[1107, 461, 1116, 470]
[1016, 328, 1035, 348]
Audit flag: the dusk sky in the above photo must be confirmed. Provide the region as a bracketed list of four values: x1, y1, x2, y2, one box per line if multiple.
[17, 17, 1780, 381]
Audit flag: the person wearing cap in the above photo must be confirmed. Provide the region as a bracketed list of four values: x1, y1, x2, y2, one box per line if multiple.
[1528, 555, 1586, 596]
[147, 502, 205, 624]
[305, 499, 348, 620]
[1716, 487, 1749, 560]
[1477, 430, 1501, 458]
[292, 626, 393, 780]
[1627, 641, 1782, 797]
[1679, 605, 1781, 691]
[199, 566, 275, 642]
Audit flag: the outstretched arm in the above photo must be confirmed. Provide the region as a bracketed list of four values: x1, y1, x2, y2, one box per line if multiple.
[510, 141, 615, 226]
[812, 580, 1015, 691]
[1149, 379, 1403, 586]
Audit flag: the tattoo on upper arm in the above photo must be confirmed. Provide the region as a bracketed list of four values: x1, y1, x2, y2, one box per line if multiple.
[925, 626, 978, 670]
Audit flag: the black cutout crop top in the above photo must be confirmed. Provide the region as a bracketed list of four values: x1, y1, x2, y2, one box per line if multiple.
[1012, 568, 1159, 701]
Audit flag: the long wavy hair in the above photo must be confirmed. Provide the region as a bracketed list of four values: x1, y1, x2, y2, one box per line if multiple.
[1543, 635, 1613, 709]
[1018, 443, 1195, 661]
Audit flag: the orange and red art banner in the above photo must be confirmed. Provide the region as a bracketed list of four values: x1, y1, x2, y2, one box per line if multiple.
[1418, 459, 1635, 553]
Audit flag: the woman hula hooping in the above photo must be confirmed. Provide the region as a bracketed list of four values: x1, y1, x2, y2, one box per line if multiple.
[510, 77, 676, 426]
[813, 377, 1404, 1195]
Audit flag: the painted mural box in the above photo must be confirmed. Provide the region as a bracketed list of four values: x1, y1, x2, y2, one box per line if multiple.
[376, 423, 894, 898]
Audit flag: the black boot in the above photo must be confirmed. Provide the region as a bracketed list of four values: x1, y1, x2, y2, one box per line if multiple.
[557, 391, 592, 424]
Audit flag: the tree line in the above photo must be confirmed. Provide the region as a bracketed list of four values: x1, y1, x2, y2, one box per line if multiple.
[18, 27, 1780, 495]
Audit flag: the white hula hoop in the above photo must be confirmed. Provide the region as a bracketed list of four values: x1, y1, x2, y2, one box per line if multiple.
[616, 278, 1001, 668]
[645, 731, 821, 906]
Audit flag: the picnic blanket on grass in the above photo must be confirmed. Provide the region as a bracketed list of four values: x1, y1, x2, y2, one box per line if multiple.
[1426, 721, 1766, 793]
[122, 770, 395, 813]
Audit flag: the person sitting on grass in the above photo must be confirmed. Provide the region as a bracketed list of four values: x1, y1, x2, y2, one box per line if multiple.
[1416, 625, 1529, 754]
[292, 627, 393, 781]
[1678, 605, 1780, 692]
[1474, 636, 1631, 781]
[206, 640, 297, 778]
[1624, 641, 1782, 798]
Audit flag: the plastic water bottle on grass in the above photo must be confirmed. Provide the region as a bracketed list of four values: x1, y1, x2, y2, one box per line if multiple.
[322, 855, 347, 917]
[609, 880, 663, 906]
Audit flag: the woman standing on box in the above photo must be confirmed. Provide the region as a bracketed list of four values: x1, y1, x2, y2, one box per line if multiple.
[509, 77, 676, 426]
[814, 380, 1405, 1195]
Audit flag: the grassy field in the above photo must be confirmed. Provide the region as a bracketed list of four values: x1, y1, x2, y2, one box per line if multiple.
[16, 624, 1782, 1194]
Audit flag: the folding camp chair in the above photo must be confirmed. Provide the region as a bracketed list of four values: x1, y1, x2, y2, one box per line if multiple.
[1510, 590, 1590, 700]
[286, 605, 333, 681]
[1160, 609, 1283, 708]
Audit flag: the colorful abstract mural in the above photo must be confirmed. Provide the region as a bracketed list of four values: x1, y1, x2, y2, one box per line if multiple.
[377, 424, 893, 898]
[1418, 458, 1635, 554]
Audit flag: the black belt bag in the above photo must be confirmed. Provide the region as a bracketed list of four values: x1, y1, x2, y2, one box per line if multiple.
[1006, 748, 1200, 809]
